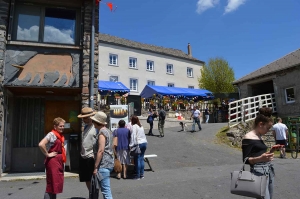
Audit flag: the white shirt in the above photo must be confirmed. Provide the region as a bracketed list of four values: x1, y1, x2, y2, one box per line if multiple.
[272, 123, 288, 140]
[192, 110, 201, 118]
[129, 124, 147, 146]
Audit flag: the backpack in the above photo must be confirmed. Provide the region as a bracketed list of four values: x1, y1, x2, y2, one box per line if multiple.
[160, 110, 166, 120]
[147, 115, 153, 123]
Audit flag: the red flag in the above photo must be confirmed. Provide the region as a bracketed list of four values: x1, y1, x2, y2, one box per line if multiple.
[107, 2, 113, 11]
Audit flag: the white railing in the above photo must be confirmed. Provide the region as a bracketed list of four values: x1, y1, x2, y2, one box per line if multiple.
[228, 93, 276, 128]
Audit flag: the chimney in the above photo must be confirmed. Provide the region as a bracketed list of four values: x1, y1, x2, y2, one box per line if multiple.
[187, 43, 192, 57]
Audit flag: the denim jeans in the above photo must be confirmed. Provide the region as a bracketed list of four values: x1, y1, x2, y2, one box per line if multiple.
[134, 142, 147, 178]
[205, 114, 209, 123]
[251, 163, 274, 199]
[192, 117, 201, 131]
[99, 167, 113, 199]
[148, 122, 153, 134]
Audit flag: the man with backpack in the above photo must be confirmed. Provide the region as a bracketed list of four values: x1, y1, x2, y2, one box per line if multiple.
[158, 106, 166, 137]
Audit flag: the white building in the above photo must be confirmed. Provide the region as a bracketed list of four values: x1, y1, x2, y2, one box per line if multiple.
[98, 34, 204, 94]
[98, 34, 205, 115]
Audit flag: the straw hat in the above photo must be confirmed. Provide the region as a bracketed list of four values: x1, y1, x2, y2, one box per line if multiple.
[77, 107, 96, 118]
[90, 111, 107, 125]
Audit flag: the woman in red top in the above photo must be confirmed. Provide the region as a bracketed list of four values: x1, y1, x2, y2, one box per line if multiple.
[39, 117, 66, 199]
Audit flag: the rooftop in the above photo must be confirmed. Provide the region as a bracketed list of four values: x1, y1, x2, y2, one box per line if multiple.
[233, 48, 300, 84]
[98, 33, 204, 64]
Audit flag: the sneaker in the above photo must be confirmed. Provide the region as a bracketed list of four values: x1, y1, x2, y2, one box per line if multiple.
[133, 177, 140, 180]
[140, 175, 145, 179]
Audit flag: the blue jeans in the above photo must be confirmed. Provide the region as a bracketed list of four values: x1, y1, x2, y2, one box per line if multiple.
[134, 142, 147, 178]
[192, 117, 201, 131]
[99, 167, 113, 199]
[251, 163, 274, 199]
[205, 114, 209, 123]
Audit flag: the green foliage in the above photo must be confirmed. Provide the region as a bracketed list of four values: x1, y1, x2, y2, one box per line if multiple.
[198, 57, 236, 93]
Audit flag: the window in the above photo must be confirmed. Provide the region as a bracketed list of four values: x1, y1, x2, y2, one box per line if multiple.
[147, 81, 155, 86]
[109, 76, 118, 82]
[109, 54, 118, 65]
[130, 78, 138, 91]
[14, 5, 78, 44]
[188, 86, 194, 89]
[129, 57, 137, 68]
[187, 67, 193, 77]
[285, 87, 295, 103]
[168, 83, 174, 87]
[166, 64, 173, 74]
[146, 60, 154, 71]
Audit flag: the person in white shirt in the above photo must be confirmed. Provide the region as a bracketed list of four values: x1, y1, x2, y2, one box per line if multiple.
[190, 106, 202, 132]
[271, 117, 288, 158]
[129, 116, 147, 180]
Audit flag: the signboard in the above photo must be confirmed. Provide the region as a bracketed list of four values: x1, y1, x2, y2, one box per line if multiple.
[110, 105, 129, 132]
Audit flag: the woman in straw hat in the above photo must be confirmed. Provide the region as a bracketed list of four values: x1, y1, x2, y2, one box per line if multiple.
[77, 107, 97, 197]
[91, 111, 114, 199]
[39, 117, 66, 199]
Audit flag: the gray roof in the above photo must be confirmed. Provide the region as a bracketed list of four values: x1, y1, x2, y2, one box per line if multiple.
[98, 33, 204, 64]
[233, 48, 300, 84]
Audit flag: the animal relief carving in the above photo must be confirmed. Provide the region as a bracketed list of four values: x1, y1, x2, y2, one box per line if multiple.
[12, 54, 73, 85]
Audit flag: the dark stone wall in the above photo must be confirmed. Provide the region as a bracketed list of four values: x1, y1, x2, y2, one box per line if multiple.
[4, 46, 81, 87]
[0, 0, 10, 175]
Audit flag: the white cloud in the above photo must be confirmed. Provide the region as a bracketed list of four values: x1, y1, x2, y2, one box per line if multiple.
[196, 0, 220, 14]
[224, 0, 247, 14]
[17, 25, 74, 44]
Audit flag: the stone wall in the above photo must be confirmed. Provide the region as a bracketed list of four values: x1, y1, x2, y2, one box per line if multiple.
[82, 0, 99, 111]
[0, 0, 10, 175]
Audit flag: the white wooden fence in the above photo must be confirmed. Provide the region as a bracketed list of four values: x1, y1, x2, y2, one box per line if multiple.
[228, 93, 276, 128]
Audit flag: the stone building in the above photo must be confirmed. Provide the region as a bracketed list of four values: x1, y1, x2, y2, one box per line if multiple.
[233, 48, 300, 117]
[0, 0, 99, 174]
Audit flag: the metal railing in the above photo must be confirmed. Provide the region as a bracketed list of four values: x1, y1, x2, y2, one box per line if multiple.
[228, 93, 276, 128]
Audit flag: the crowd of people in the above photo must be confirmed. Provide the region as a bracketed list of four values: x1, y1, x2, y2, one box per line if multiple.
[38, 104, 289, 199]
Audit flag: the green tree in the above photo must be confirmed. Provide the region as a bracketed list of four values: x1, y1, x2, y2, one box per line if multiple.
[198, 57, 236, 93]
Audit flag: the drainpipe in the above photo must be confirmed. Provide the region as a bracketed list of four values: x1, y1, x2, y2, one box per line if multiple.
[89, 0, 95, 108]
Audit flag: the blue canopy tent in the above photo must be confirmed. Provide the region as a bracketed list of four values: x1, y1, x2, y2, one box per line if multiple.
[140, 85, 214, 100]
[98, 81, 130, 95]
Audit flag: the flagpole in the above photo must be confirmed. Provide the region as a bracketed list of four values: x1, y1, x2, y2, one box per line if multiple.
[89, 0, 95, 108]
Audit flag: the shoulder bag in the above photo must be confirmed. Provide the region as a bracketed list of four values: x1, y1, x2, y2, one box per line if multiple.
[230, 157, 268, 198]
[130, 126, 141, 156]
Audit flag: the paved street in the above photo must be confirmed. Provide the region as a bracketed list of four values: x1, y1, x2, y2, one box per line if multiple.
[1, 123, 299, 199]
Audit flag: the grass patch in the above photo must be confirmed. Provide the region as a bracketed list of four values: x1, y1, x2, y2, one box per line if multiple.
[215, 126, 232, 145]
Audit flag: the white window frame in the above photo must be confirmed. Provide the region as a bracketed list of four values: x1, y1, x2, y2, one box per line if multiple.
[146, 60, 154, 71]
[147, 80, 155, 86]
[187, 67, 193, 77]
[168, 83, 174, 87]
[109, 76, 118, 82]
[285, 87, 295, 103]
[166, 64, 173, 74]
[109, 54, 118, 66]
[130, 78, 138, 92]
[188, 86, 194, 89]
[129, 57, 137, 68]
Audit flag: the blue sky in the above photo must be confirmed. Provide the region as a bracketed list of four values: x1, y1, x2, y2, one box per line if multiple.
[99, 0, 300, 80]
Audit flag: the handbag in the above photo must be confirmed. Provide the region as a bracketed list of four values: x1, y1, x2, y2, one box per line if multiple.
[230, 157, 268, 198]
[114, 159, 122, 173]
[130, 126, 141, 156]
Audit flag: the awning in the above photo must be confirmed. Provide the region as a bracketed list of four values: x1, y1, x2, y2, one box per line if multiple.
[140, 85, 214, 100]
[98, 81, 130, 95]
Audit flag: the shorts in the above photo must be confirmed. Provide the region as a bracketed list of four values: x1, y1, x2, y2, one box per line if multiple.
[276, 140, 287, 147]
[79, 156, 94, 182]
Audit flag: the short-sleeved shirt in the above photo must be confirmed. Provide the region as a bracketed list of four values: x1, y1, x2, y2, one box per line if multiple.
[192, 109, 201, 118]
[93, 127, 114, 169]
[271, 123, 288, 140]
[81, 124, 97, 158]
[45, 132, 57, 151]
[113, 127, 131, 151]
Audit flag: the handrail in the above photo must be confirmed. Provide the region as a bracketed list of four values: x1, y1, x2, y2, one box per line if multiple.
[228, 93, 276, 128]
